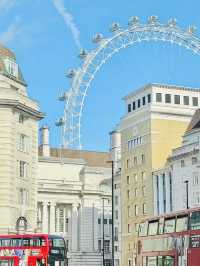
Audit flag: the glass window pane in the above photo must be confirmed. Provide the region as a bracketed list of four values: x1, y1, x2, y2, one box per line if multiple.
[139, 223, 147, 236]
[184, 96, 189, 105]
[190, 211, 200, 230]
[165, 94, 171, 103]
[148, 221, 158, 236]
[193, 97, 198, 106]
[164, 218, 175, 233]
[156, 93, 162, 102]
[147, 257, 157, 266]
[176, 216, 188, 232]
[174, 95, 180, 104]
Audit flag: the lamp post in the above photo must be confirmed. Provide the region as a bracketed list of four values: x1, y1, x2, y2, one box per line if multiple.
[107, 160, 114, 266]
[102, 198, 105, 266]
[184, 180, 189, 209]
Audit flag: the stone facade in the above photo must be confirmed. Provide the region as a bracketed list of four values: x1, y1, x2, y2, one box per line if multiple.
[153, 109, 200, 215]
[0, 46, 43, 234]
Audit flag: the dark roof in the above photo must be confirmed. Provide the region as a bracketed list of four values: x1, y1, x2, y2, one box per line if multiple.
[185, 109, 200, 134]
[38, 147, 111, 168]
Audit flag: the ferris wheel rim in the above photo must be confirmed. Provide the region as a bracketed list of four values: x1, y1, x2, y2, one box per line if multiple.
[60, 17, 200, 149]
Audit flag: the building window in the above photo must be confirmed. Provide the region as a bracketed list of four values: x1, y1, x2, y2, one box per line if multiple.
[104, 219, 107, 224]
[193, 176, 199, 185]
[135, 205, 138, 216]
[142, 171, 146, 181]
[163, 174, 166, 213]
[18, 134, 29, 153]
[128, 260, 132, 266]
[147, 94, 151, 103]
[127, 176, 130, 184]
[98, 218, 101, 224]
[115, 196, 118, 205]
[135, 188, 138, 197]
[115, 246, 118, 251]
[98, 240, 101, 252]
[184, 96, 189, 105]
[19, 114, 24, 124]
[19, 161, 28, 178]
[134, 156, 137, 165]
[109, 219, 112, 225]
[141, 154, 145, 163]
[65, 218, 69, 233]
[127, 159, 130, 168]
[174, 95, 180, 104]
[165, 94, 171, 103]
[192, 157, 198, 165]
[143, 203, 147, 214]
[132, 101, 136, 110]
[193, 97, 198, 106]
[114, 227, 118, 241]
[127, 190, 130, 199]
[142, 96, 146, 105]
[137, 99, 141, 108]
[135, 223, 139, 232]
[156, 93, 162, 102]
[128, 224, 131, 233]
[181, 160, 185, 167]
[128, 206, 131, 217]
[128, 104, 131, 113]
[59, 207, 64, 232]
[115, 210, 118, 220]
[104, 240, 110, 253]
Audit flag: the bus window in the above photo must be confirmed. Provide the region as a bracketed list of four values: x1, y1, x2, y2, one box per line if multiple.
[190, 211, 200, 230]
[148, 220, 158, 236]
[176, 216, 188, 232]
[10, 238, 22, 247]
[164, 218, 175, 233]
[0, 239, 10, 247]
[139, 223, 147, 237]
[158, 218, 164, 234]
[147, 256, 157, 266]
[0, 260, 14, 266]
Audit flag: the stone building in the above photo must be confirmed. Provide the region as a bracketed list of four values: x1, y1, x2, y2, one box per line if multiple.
[38, 126, 112, 266]
[0, 46, 44, 234]
[153, 109, 200, 215]
[119, 83, 200, 266]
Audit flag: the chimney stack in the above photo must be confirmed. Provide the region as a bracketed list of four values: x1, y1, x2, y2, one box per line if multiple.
[40, 125, 50, 157]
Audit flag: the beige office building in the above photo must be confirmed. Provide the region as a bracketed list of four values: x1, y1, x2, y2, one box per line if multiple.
[0, 46, 44, 233]
[120, 83, 200, 266]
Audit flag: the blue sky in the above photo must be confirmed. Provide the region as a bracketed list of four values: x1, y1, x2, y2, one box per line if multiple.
[1, 0, 200, 151]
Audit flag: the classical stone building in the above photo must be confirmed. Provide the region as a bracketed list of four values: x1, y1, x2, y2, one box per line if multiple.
[153, 109, 200, 215]
[0, 47, 113, 266]
[0, 46, 44, 234]
[38, 126, 112, 266]
[119, 83, 200, 266]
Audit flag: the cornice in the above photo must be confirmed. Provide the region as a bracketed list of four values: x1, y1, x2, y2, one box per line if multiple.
[0, 99, 44, 120]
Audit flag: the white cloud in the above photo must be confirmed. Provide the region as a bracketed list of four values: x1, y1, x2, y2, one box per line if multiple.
[52, 0, 81, 49]
[0, 19, 21, 45]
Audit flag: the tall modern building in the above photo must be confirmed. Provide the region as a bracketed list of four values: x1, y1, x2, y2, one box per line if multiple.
[119, 83, 200, 266]
[0, 46, 44, 234]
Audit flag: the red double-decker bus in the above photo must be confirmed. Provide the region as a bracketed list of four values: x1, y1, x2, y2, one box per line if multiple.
[0, 234, 67, 266]
[137, 207, 200, 266]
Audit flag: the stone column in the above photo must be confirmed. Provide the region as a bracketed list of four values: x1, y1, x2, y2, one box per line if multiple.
[71, 204, 79, 251]
[158, 174, 164, 214]
[50, 202, 56, 234]
[165, 172, 170, 213]
[42, 202, 48, 233]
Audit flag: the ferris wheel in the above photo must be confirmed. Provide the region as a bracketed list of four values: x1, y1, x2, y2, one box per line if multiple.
[56, 15, 200, 150]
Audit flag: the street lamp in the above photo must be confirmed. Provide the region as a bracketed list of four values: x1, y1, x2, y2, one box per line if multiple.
[107, 160, 114, 266]
[184, 180, 189, 209]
